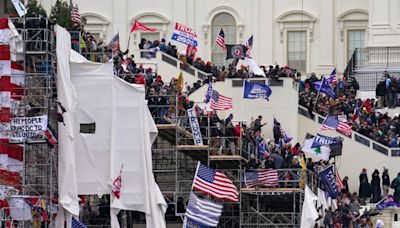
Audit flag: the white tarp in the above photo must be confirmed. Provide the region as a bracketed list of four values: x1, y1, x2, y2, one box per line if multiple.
[56, 25, 167, 227]
[54, 25, 80, 228]
[70, 56, 113, 195]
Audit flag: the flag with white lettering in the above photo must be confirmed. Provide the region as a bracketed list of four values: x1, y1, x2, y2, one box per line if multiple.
[319, 165, 339, 199]
[311, 134, 338, 148]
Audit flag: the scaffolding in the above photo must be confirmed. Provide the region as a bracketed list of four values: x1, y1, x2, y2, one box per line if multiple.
[0, 17, 57, 227]
[148, 94, 310, 228]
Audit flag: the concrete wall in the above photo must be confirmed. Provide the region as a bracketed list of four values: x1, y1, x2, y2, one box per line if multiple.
[188, 78, 299, 143]
[298, 111, 400, 194]
[40, 0, 374, 74]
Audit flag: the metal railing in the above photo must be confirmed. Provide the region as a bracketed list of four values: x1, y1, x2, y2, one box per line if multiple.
[354, 47, 400, 67]
[298, 105, 400, 157]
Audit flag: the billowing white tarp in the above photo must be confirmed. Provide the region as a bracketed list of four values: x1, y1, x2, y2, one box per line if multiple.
[56, 25, 166, 227]
[110, 77, 167, 227]
[70, 58, 113, 194]
[54, 25, 80, 227]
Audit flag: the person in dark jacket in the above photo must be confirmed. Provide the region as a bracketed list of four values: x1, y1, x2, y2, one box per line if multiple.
[376, 80, 387, 108]
[342, 176, 350, 195]
[370, 169, 382, 203]
[382, 168, 390, 197]
[359, 168, 371, 201]
[273, 122, 282, 144]
[253, 115, 267, 132]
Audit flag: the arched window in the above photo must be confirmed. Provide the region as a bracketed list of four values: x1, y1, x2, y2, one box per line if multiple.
[211, 13, 236, 66]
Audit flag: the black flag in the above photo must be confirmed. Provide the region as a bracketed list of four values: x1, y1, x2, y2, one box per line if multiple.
[225, 44, 248, 60]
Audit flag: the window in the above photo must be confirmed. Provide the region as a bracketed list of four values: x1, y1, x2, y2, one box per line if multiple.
[287, 31, 306, 72]
[80, 123, 96, 134]
[211, 13, 236, 66]
[347, 30, 365, 61]
[140, 32, 161, 43]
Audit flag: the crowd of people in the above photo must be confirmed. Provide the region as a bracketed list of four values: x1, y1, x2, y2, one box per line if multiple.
[299, 72, 400, 147]
[70, 28, 400, 227]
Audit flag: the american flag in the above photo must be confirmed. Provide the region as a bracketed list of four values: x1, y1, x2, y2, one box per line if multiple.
[72, 217, 87, 228]
[329, 67, 337, 84]
[245, 35, 253, 57]
[245, 169, 278, 188]
[210, 90, 233, 111]
[320, 115, 352, 136]
[193, 163, 238, 202]
[215, 28, 226, 51]
[70, 5, 81, 24]
[107, 33, 120, 55]
[335, 169, 344, 190]
[184, 192, 223, 227]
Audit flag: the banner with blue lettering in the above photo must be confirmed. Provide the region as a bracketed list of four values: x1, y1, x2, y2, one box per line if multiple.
[311, 134, 338, 148]
[319, 165, 339, 199]
[171, 22, 198, 47]
[243, 81, 272, 100]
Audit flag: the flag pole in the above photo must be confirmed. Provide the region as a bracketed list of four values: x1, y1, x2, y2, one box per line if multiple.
[126, 32, 132, 51]
[190, 162, 201, 191]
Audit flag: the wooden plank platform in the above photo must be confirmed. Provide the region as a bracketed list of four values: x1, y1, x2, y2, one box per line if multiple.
[176, 145, 209, 150]
[241, 188, 302, 193]
[156, 124, 177, 129]
[209, 155, 245, 161]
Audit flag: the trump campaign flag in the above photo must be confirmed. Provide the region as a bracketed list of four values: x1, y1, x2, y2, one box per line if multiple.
[171, 22, 198, 47]
[314, 77, 336, 99]
[243, 81, 272, 100]
[319, 165, 339, 199]
[302, 138, 331, 161]
[311, 134, 338, 148]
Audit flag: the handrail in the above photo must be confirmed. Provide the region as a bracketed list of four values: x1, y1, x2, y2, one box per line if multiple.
[297, 105, 400, 157]
[135, 49, 213, 80]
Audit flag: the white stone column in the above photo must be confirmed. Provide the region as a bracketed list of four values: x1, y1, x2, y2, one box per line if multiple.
[112, 0, 128, 50]
[318, 0, 335, 71]
[366, 0, 400, 47]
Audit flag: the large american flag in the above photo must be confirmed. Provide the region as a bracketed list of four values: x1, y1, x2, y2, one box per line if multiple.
[193, 163, 238, 202]
[70, 5, 81, 24]
[184, 192, 223, 227]
[210, 90, 233, 111]
[320, 115, 352, 136]
[215, 28, 226, 51]
[335, 169, 344, 190]
[245, 169, 278, 188]
[245, 35, 253, 57]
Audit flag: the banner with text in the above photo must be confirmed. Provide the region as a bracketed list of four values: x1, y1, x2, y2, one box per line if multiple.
[318, 165, 339, 199]
[187, 108, 203, 145]
[171, 22, 198, 47]
[9, 115, 48, 143]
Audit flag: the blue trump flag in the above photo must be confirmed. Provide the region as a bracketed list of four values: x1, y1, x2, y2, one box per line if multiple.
[318, 165, 339, 199]
[311, 134, 338, 148]
[314, 77, 336, 99]
[376, 195, 400, 210]
[243, 81, 272, 100]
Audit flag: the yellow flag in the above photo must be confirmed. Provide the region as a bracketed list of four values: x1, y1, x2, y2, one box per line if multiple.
[300, 156, 306, 171]
[177, 71, 184, 92]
